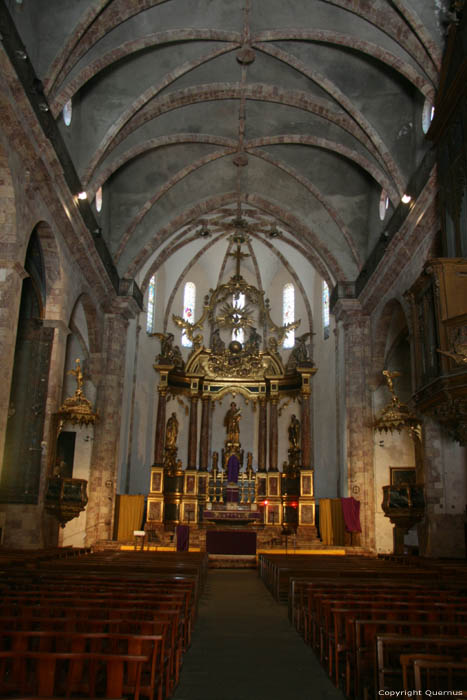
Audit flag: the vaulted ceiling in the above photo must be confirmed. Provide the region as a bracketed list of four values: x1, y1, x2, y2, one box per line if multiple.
[5, 0, 444, 291]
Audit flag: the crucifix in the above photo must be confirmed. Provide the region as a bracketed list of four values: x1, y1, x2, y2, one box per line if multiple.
[229, 242, 249, 278]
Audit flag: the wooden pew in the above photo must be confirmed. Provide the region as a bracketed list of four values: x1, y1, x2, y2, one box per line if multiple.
[376, 634, 467, 691]
[0, 649, 148, 699]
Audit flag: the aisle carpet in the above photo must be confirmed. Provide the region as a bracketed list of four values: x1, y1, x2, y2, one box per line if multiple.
[173, 569, 345, 700]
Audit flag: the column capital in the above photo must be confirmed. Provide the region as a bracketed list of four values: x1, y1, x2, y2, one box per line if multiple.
[333, 297, 366, 326]
[42, 319, 71, 337]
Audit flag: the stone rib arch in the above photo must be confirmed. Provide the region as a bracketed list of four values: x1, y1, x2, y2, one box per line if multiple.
[68, 292, 102, 356]
[370, 297, 411, 390]
[127, 193, 342, 283]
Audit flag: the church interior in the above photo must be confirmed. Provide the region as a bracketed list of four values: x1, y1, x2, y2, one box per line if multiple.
[0, 0, 467, 697]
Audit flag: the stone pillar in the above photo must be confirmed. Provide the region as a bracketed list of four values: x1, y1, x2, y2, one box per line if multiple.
[187, 396, 199, 469]
[85, 312, 130, 545]
[258, 397, 267, 471]
[269, 398, 278, 471]
[199, 396, 211, 470]
[334, 299, 375, 551]
[0, 262, 27, 478]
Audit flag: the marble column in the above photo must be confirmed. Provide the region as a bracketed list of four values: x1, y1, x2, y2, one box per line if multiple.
[258, 397, 267, 471]
[199, 396, 211, 470]
[153, 387, 168, 467]
[187, 396, 199, 468]
[269, 398, 278, 471]
[85, 312, 130, 545]
[334, 299, 375, 550]
[300, 391, 312, 469]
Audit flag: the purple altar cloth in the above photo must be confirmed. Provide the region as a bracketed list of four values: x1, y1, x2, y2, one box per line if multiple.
[227, 455, 240, 483]
[206, 530, 256, 554]
[341, 497, 361, 533]
[176, 524, 190, 551]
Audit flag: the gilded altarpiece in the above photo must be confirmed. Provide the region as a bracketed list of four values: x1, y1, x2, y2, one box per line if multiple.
[145, 234, 318, 539]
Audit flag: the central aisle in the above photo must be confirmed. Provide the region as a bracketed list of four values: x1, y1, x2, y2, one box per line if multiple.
[173, 569, 345, 700]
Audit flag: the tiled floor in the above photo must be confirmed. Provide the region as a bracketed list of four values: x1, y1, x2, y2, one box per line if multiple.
[172, 569, 345, 700]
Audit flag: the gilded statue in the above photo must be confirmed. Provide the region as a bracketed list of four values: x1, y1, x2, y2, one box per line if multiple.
[68, 358, 84, 396]
[165, 412, 179, 449]
[224, 401, 241, 444]
[288, 414, 300, 449]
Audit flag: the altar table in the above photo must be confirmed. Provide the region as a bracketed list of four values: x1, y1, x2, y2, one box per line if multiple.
[206, 529, 257, 555]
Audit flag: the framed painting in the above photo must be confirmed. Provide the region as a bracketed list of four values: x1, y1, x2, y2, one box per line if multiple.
[147, 499, 162, 522]
[300, 473, 313, 496]
[268, 475, 279, 496]
[185, 474, 196, 494]
[390, 467, 416, 486]
[151, 470, 162, 493]
[267, 504, 280, 525]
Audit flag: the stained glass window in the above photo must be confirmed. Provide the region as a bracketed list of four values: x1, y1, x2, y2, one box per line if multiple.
[146, 274, 156, 333]
[182, 282, 196, 347]
[283, 283, 295, 348]
[323, 280, 330, 339]
[232, 293, 245, 344]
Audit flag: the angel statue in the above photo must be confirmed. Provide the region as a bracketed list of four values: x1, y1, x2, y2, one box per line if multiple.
[150, 332, 185, 370]
[210, 328, 225, 353]
[286, 332, 312, 370]
[68, 358, 84, 396]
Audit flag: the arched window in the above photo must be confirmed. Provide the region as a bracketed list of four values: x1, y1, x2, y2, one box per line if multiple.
[379, 188, 389, 221]
[95, 186, 103, 213]
[146, 274, 156, 333]
[283, 283, 295, 348]
[232, 293, 245, 344]
[181, 282, 196, 347]
[322, 280, 330, 339]
[63, 99, 72, 126]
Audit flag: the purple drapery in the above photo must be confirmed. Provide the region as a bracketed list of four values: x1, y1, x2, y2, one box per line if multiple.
[227, 455, 240, 482]
[176, 524, 190, 551]
[341, 497, 361, 533]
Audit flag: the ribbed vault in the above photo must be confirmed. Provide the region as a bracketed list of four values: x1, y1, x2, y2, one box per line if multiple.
[8, 0, 443, 285]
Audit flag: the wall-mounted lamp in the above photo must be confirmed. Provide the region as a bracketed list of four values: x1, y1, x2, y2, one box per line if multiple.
[77, 191, 87, 201]
[401, 194, 412, 204]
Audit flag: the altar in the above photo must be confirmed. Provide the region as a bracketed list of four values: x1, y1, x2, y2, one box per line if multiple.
[206, 529, 257, 555]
